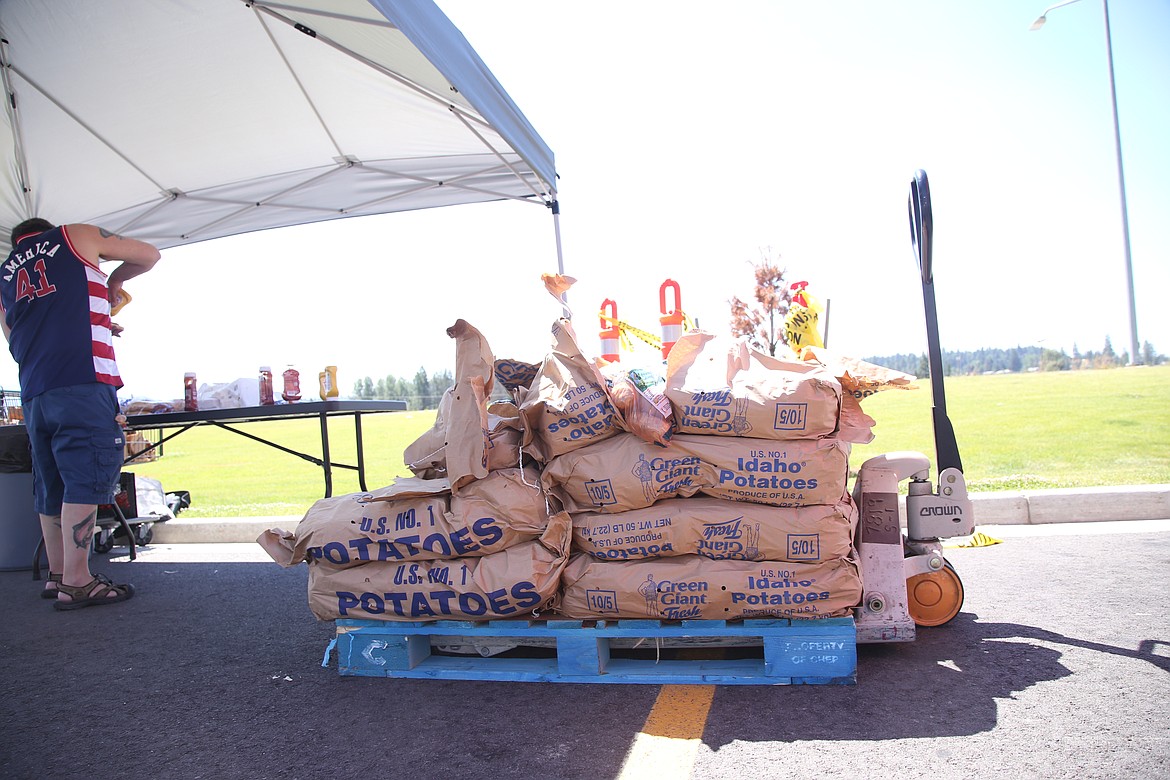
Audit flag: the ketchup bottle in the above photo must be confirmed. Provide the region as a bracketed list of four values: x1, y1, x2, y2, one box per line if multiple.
[282, 366, 301, 402]
[184, 372, 198, 412]
[259, 366, 275, 406]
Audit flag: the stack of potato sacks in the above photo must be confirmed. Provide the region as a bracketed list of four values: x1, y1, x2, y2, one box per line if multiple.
[541, 328, 878, 622]
[258, 320, 572, 622]
[261, 302, 911, 626]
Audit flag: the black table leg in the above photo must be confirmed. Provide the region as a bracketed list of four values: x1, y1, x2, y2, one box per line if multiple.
[319, 412, 333, 497]
[355, 413, 367, 491]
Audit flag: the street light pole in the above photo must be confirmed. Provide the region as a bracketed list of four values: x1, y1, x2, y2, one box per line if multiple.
[1032, 0, 1141, 365]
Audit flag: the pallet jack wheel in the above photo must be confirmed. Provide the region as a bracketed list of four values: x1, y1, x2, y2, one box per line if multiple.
[135, 525, 153, 546]
[907, 561, 964, 627]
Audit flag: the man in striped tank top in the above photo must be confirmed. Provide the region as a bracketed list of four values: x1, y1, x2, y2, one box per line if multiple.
[1, 219, 159, 610]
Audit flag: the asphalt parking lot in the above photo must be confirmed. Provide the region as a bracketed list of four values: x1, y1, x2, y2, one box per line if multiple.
[1, 519, 1167, 780]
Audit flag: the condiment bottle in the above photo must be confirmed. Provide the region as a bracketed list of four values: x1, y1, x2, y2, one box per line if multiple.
[184, 372, 198, 412]
[259, 366, 275, 406]
[319, 365, 338, 400]
[282, 366, 301, 402]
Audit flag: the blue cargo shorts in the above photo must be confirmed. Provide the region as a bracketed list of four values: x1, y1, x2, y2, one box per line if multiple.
[23, 383, 124, 516]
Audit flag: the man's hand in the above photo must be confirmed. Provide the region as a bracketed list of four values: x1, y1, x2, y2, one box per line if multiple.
[108, 284, 131, 316]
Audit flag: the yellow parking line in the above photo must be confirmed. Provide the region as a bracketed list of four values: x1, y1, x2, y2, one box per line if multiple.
[617, 684, 716, 779]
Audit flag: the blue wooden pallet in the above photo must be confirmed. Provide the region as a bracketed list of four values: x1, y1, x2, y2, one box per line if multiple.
[326, 618, 856, 685]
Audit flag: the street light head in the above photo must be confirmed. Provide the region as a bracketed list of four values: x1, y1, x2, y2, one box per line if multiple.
[1030, 15, 1047, 31]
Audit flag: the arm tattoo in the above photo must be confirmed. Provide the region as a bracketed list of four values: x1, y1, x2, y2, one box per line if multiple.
[72, 511, 97, 550]
[98, 227, 124, 240]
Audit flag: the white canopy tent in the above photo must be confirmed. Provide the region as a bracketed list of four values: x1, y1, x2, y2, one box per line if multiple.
[0, 0, 560, 261]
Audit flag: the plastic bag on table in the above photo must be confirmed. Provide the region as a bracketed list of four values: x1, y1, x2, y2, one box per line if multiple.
[197, 378, 259, 410]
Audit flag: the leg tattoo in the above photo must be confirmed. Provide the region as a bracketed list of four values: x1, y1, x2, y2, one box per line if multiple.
[72, 510, 97, 550]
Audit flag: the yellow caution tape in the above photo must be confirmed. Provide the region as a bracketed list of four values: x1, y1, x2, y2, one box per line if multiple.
[598, 311, 693, 354]
[946, 531, 1004, 549]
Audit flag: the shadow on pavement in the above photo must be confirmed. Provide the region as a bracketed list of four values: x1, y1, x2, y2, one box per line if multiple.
[706, 609, 1169, 747]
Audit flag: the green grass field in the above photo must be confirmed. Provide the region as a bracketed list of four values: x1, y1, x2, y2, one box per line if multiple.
[850, 364, 1170, 491]
[129, 410, 440, 518]
[128, 365, 1170, 517]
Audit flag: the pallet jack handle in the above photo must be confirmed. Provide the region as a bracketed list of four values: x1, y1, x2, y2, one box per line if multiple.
[908, 170, 963, 475]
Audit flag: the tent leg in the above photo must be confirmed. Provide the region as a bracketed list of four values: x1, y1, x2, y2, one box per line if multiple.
[550, 200, 570, 317]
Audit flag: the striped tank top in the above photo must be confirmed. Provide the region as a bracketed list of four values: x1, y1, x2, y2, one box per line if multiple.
[0, 225, 121, 399]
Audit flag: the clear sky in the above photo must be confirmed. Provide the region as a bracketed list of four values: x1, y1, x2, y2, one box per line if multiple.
[2, 0, 1167, 402]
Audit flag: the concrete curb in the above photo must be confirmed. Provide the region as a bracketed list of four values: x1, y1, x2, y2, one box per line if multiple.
[151, 516, 300, 545]
[147, 486, 1170, 544]
[968, 484, 1170, 525]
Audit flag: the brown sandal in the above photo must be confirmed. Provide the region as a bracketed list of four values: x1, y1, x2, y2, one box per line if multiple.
[53, 574, 135, 611]
[41, 572, 61, 600]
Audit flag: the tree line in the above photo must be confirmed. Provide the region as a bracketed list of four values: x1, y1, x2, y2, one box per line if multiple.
[866, 337, 1164, 378]
[352, 336, 1163, 409]
[351, 367, 454, 410]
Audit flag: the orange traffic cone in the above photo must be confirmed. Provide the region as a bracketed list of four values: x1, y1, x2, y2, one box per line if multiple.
[659, 279, 684, 360]
[599, 299, 620, 362]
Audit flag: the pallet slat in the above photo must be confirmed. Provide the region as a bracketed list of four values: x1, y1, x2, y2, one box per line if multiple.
[329, 617, 856, 685]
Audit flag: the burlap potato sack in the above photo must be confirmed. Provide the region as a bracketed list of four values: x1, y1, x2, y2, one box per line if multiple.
[665, 331, 846, 441]
[306, 511, 572, 622]
[541, 432, 849, 513]
[557, 553, 862, 620]
[404, 392, 524, 480]
[571, 495, 857, 563]
[797, 345, 916, 400]
[400, 319, 510, 488]
[258, 467, 548, 569]
[402, 387, 453, 477]
[517, 318, 624, 462]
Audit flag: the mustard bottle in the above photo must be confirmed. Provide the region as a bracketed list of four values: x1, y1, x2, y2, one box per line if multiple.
[319, 365, 339, 400]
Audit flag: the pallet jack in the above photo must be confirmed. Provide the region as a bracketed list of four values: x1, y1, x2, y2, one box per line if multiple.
[853, 169, 975, 643]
